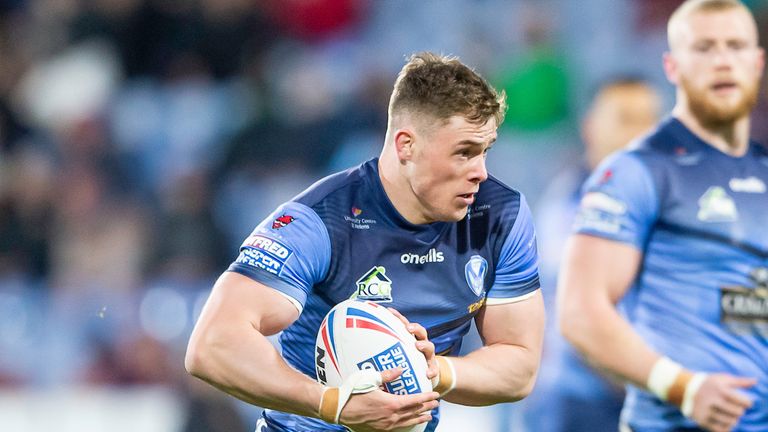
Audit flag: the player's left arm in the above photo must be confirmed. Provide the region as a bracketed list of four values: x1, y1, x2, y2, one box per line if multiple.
[445, 290, 545, 405]
[390, 292, 544, 406]
[413, 193, 543, 405]
[441, 193, 545, 405]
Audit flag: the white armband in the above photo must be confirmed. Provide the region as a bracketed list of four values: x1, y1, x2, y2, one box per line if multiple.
[646, 356, 706, 417]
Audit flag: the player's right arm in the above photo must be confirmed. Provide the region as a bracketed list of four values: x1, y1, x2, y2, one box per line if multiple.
[185, 271, 319, 414]
[185, 272, 438, 429]
[185, 201, 438, 430]
[557, 153, 755, 432]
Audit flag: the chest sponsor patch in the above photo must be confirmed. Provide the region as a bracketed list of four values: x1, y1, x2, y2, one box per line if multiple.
[720, 286, 768, 337]
[351, 266, 393, 302]
[698, 186, 738, 222]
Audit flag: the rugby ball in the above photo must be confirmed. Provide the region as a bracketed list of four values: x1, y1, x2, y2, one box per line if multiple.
[315, 299, 432, 431]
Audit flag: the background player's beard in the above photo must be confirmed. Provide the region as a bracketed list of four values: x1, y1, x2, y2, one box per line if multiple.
[681, 74, 760, 128]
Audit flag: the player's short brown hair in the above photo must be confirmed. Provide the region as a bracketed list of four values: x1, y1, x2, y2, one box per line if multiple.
[388, 52, 506, 127]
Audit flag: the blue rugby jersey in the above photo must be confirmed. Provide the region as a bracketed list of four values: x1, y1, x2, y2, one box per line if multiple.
[574, 117, 768, 431]
[229, 158, 540, 432]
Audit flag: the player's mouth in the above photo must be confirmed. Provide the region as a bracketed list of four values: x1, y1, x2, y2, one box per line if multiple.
[458, 192, 476, 205]
[711, 81, 738, 95]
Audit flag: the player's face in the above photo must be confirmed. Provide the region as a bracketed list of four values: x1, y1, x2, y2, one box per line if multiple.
[407, 115, 496, 223]
[667, 8, 764, 126]
[584, 84, 661, 169]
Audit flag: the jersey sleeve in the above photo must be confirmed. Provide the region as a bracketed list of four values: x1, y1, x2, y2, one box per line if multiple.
[227, 201, 331, 313]
[573, 151, 659, 248]
[487, 194, 541, 304]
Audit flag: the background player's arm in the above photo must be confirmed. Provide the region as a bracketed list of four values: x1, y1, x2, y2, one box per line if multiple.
[557, 234, 657, 386]
[558, 234, 755, 432]
[444, 289, 545, 406]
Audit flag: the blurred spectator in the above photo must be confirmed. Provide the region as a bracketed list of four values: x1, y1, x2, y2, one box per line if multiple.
[150, 170, 229, 280]
[0, 145, 55, 279]
[181, 378, 249, 432]
[494, 2, 570, 131]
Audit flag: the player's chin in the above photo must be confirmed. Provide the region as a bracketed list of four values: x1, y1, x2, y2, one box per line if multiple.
[446, 206, 470, 222]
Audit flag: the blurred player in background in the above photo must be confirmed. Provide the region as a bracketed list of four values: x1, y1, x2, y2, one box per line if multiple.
[186, 52, 545, 432]
[558, 1, 767, 431]
[523, 77, 661, 431]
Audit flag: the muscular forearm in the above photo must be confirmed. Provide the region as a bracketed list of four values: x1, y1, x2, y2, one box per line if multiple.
[560, 296, 658, 388]
[185, 322, 323, 417]
[442, 343, 539, 406]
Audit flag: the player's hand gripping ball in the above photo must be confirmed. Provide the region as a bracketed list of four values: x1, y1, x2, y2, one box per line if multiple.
[315, 299, 433, 431]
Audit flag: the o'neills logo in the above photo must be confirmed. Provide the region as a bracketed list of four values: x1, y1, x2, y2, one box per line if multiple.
[400, 248, 444, 265]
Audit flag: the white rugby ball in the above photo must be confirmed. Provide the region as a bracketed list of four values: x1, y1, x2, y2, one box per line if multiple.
[315, 299, 433, 431]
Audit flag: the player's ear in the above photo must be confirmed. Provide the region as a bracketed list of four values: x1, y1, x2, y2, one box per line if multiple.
[662, 51, 679, 85]
[394, 129, 416, 161]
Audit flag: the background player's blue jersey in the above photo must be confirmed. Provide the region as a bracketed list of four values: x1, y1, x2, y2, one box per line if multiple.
[575, 117, 768, 431]
[229, 158, 540, 432]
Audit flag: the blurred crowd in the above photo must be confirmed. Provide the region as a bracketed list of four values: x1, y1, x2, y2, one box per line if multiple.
[1, 0, 767, 431]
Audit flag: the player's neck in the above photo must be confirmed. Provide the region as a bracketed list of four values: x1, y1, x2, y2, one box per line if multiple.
[672, 106, 751, 157]
[377, 150, 429, 225]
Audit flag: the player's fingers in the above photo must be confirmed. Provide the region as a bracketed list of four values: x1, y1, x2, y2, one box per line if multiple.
[723, 387, 754, 409]
[407, 322, 429, 341]
[380, 367, 403, 383]
[387, 307, 410, 326]
[712, 400, 747, 419]
[395, 391, 440, 410]
[728, 376, 757, 389]
[397, 412, 432, 427]
[704, 413, 738, 432]
[415, 340, 438, 378]
[416, 340, 435, 357]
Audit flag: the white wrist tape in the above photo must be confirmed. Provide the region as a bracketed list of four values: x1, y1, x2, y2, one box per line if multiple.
[647, 356, 683, 401]
[681, 373, 707, 418]
[647, 356, 699, 409]
[319, 370, 382, 424]
[431, 356, 457, 397]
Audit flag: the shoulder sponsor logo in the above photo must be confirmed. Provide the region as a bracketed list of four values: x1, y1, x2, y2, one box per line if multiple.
[697, 186, 738, 222]
[729, 177, 766, 193]
[237, 235, 293, 275]
[242, 235, 292, 258]
[580, 192, 627, 215]
[351, 266, 393, 302]
[464, 255, 488, 297]
[400, 248, 444, 265]
[272, 214, 295, 229]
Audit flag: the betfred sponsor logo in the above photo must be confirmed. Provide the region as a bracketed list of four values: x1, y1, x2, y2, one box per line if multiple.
[400, 248, 444, 264]
[236, 248, 285, 275]
[243, 235, 292, 259]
